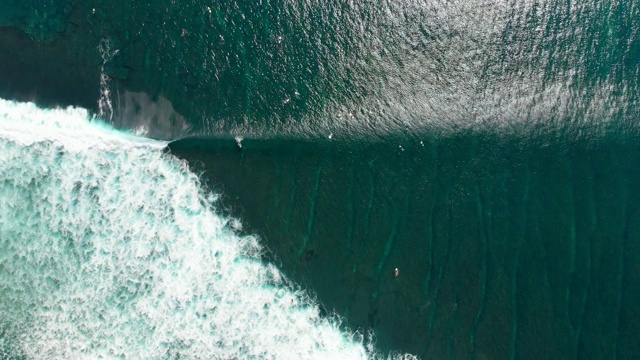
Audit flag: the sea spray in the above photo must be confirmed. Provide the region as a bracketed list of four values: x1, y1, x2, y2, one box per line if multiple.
[0, 99, 415, 359]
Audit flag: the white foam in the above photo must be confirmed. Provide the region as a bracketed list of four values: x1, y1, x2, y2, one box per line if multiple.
[0, 99, 166, 151]
[0, 99, 416, 359]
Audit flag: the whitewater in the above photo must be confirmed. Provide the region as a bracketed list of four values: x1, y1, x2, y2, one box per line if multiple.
[0, 98, 414, 359]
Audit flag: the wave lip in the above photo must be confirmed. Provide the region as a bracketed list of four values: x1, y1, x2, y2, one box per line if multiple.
[0, 99, 415, 359]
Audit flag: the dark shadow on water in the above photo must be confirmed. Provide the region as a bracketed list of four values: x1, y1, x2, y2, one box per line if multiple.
[169, 133, 640, 359]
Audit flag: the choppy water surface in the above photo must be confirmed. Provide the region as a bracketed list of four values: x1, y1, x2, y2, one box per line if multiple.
[1, 0, 638, 140]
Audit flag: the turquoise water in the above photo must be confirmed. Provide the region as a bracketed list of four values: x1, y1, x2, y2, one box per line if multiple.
[0, 0, 639, 358]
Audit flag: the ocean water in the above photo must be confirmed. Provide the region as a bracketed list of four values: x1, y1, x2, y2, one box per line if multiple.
[1, 0, 638, 140]
[0, 99, 414, 359]
[168, 129, 640, 359]
[1, 0, 640, 358]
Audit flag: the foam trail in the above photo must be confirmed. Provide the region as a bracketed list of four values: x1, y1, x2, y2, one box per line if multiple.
[0, 99, 415, 359]
[98, 38, 117, 122]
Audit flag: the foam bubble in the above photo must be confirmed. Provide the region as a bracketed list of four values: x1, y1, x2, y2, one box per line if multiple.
[0, 99, 416, 359]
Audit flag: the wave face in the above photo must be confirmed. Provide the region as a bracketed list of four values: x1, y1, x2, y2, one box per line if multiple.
[0, 98, 412, 359]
